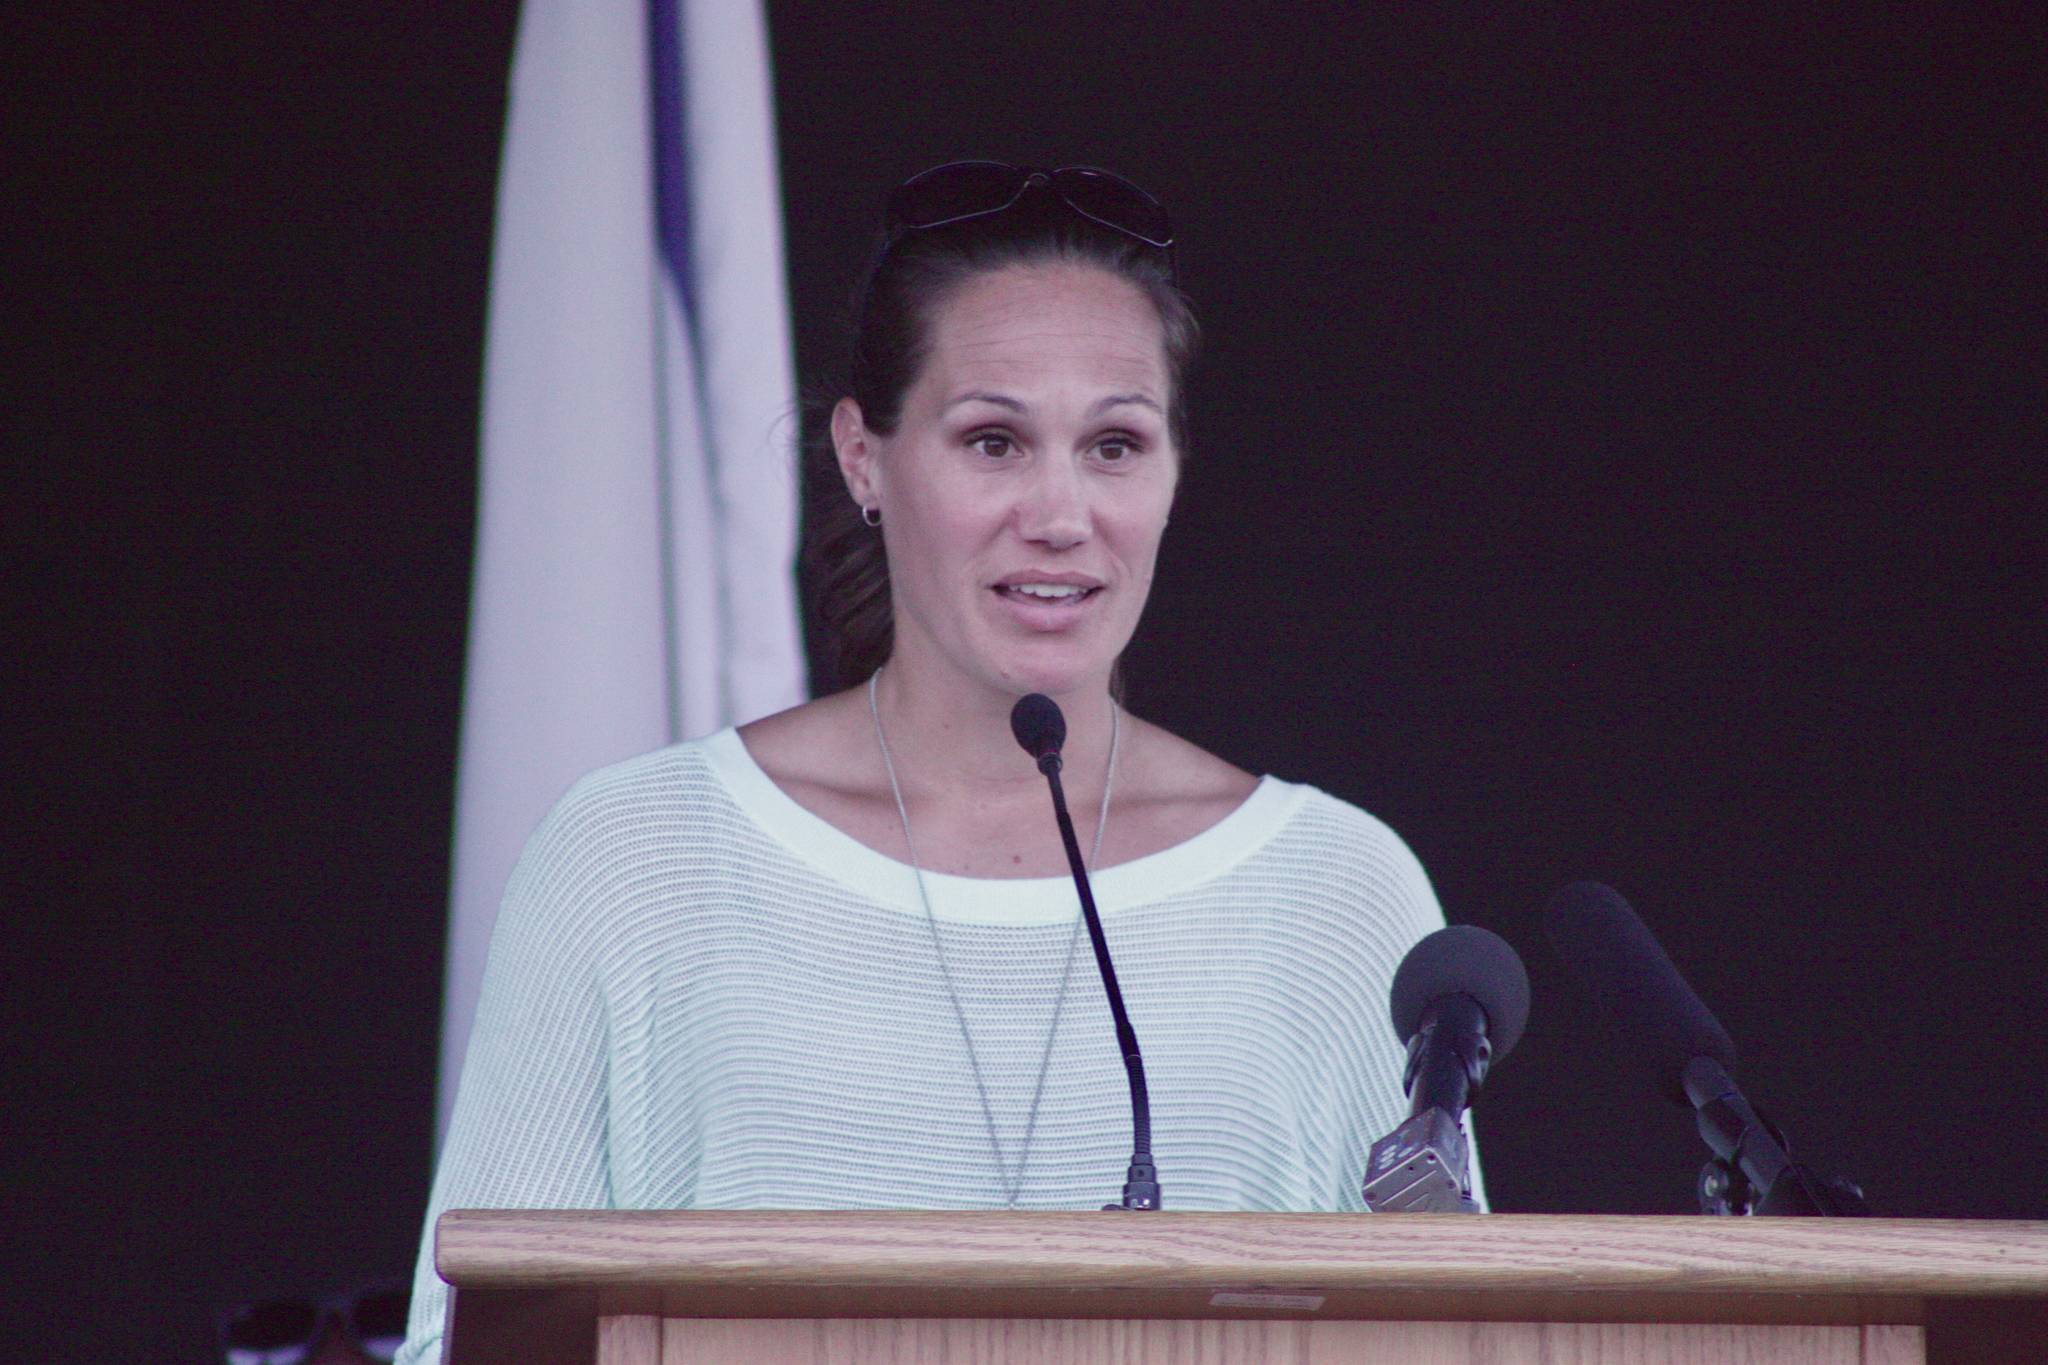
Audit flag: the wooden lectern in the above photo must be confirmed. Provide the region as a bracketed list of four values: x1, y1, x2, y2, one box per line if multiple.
[437, 1210, 2048, 1364]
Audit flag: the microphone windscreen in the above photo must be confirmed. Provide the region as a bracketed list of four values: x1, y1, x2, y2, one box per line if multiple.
[1009, 693, 1066, 761]
[1388, 925, 1531, 1063]
[1544, 880, 1738, 1102]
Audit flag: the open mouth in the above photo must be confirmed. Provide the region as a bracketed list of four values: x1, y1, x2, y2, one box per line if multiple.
[994, 583, 1101, 606]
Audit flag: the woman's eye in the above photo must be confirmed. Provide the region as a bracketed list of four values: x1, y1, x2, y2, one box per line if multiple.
[970, 432, 1013, 459]
[1096, 435, 1137, 462]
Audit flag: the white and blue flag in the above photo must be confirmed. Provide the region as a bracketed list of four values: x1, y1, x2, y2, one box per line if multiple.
[439, 0, 806, 1136]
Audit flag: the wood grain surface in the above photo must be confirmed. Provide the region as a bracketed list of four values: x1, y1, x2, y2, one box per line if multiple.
[439, 1211, 2048, 1300]
[435, 1214, 2047, 1365]
[635, 1318, 1928, 1363]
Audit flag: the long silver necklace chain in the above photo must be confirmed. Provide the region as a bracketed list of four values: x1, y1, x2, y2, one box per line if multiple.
[868, 670, 1119, 1208]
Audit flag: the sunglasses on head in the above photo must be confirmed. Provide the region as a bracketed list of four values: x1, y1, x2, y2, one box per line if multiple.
[885, 161, 1176, 254]
[217, 1281, 409, 1365]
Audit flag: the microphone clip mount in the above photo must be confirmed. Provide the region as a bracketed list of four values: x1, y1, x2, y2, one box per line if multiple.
[1363, 1107, 1481, 1213]
[1686, 1057, 1870, 1217]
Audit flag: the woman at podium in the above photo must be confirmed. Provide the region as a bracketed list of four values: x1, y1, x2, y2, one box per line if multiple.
[397, 162, 1461, 1365]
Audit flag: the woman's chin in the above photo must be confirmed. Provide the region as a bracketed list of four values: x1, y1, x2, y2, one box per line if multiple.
[893, 625, 1124, 702]
[985, 646, 1118, 699]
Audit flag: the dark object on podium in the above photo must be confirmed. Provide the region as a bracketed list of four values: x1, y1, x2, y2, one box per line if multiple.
[1546, 880, 1870, 1216]
[1363, 925, 1530, 1213]
[1686, 1055, 1870, 1216]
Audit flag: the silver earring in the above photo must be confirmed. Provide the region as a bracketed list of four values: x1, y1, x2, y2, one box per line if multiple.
[861, 505, 882, 527]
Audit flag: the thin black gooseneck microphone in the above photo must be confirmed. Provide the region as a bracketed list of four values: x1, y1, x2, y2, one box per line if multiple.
[1010, 692, 1160, 1211]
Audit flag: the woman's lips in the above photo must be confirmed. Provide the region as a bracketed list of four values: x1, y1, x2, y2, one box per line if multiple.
[998, 583, 1096, 603]
[990, 583, 1102, 630]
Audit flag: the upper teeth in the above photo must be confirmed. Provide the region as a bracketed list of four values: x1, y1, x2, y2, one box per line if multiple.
[1011, 583, 1085, 599]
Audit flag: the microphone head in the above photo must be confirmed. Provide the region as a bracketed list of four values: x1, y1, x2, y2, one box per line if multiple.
[1388, 925, 1531, 1064]
[1009, 693, 1066, 763]
[1544, 880, 1738, 1104]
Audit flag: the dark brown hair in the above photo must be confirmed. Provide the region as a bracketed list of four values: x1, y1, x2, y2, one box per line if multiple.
[807, 191, 1200, 688]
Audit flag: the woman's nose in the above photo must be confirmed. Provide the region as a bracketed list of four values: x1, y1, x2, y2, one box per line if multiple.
[1014, 458, 1089, 548]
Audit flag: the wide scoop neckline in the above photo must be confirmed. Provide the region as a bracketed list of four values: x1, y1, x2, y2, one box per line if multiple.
[701, 725, 1306, 924]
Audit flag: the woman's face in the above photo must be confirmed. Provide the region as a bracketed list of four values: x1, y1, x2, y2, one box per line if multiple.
[836, 261, 1179, 699]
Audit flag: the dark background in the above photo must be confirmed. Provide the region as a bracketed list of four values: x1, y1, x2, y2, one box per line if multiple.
[5, 4, 2042, 1360]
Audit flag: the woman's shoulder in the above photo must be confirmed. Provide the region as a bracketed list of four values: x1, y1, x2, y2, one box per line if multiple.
[733, 690, 915, 860]
[1109, 720, 1442, 936]
[496, 724, 824, 946]
[735, 687, 877, 796]
[1246, 772, 1442, 924]
[1117, 714, 1262, 833]
[514, 729, 756, 880]
[551, 732, 727, 813]
[1126, 716, 1259, 792]
[1126, 720, 1433, 891]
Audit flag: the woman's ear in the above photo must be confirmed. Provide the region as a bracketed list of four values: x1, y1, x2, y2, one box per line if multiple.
[831, 397, 881, 511]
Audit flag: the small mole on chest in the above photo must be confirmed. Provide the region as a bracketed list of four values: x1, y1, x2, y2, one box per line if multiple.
[1011, 852, 1022, 865]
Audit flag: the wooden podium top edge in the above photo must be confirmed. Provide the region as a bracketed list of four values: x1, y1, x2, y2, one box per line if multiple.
[436, 1211, 2048, 1300]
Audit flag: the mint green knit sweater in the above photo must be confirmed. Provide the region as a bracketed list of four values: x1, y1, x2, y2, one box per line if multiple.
[398, 728, 1465, 1364]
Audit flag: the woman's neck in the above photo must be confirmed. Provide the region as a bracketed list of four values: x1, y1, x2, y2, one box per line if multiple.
[867, 656, 1119, 806]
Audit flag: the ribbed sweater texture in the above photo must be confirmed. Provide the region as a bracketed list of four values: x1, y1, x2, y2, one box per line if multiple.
[398, 728, 1458, 1363]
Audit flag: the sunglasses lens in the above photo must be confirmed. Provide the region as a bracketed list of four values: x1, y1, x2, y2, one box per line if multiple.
[352, 1286, 411, 1361]
[887, 160, 1028, 231]
[222, 1299, 317, 1363]
[1051, 167, 1174, 248]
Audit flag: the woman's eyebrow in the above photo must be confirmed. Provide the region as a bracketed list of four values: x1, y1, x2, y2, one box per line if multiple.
[943, 391, 1163, 417]
[1090, 393, 1164, 417]
[946, 390, 1027, 413]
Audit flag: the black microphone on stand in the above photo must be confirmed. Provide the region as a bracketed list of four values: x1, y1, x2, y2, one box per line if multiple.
[1010, 693, 1159, 1211]
[1363, 925, 1530, 1212]
[1545, 880, 1868, 1216]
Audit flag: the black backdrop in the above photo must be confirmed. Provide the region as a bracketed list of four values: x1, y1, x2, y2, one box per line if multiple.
[5, 5, 2043, 1360]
